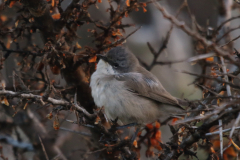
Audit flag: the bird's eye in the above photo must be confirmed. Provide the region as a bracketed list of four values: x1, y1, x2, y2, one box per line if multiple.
[113, 63, 119, 68]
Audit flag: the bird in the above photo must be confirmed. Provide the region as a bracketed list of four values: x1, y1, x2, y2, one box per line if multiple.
[90, 46, 185, 126]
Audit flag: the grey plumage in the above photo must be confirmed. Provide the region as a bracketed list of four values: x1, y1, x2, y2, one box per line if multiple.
[90, 47, 184, 125]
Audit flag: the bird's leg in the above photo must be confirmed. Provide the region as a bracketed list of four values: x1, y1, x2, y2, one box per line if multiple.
[130, 126, 141, 145]
[160, 117, 172, 125]
[109, 122, 138, 133]
[115, 123, 138, 130]
[161, 115, 183, 125]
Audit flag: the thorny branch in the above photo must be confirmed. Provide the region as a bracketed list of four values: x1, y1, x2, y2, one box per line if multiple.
[1, 0, 240, 159]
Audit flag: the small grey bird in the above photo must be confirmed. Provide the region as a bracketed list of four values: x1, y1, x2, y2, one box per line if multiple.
[90, 46, 184, 125]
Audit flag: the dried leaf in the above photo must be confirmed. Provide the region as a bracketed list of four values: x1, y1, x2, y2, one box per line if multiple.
[1, 97, 9, 106]
[133, 140, 138, 148]
[37, 62, 44, 71]
[142, 2, 147, 7]
[137, 131, 142, 136]
[9, 1, 16, 8]
[12, 111, 18, 117]
[155, 130, 161, 140]
[53, 116, 60, 130]
[112, 29, 122, 36]
[193, 142, 198, 151]
[142, 7, 147, 13]
[89, 55, 97, 63]
[212, 140, 220, 148]
[126, 0, 130, 6]
[124, 136, 129, 140]
[76, 42, 82, 49]
[146, 123, 153, 130]
[6, 37, 11, 49]
[23, 102, 28, 110]
[52, 0, 55, 7]
[2, 82, 5, 90]
[52, 13, 61, 20]
[0, 15, 7, 22]
[230, 139, 240, 151]
[155, 121, 160, 129]
[46, 112, 53, 119]
[15, 20, 19, 28]
[171, 118, 179, 125]
[217, 98, 222, 106]
[50, 65, 60, 74]
[125, 11, 128, 17]
[94, 115, 101, 124]
[150, 138, 158, 146]
[224, 146, 237, 157]
[206, 57, 214, 61]
[210, 147, 215, 153]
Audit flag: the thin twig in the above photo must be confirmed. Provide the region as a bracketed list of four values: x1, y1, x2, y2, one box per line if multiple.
[220, 35, 240, 47]
[229, 112, 240, 138]
[179, 71, 240, 89]
[0, 90, 96, 119]
[205, 126, 240, 136]
[59, 127, 92, 136]
[219, 55, 231, 158]
[216, 25, 240, 43]
[219, 119, 223, 159]
[38, 135, 49, 160]
[153, 1, 237, 65]
[216, 15, 240, 32]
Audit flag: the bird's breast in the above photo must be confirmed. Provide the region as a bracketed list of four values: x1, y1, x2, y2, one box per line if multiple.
[90, 72, 121, 108]
[90, 71, 166, 125]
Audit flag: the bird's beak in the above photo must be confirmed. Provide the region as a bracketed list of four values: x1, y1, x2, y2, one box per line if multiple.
[96, 54, 108, 62]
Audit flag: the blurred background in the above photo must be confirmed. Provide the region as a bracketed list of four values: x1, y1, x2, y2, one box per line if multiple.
[1, 0, 240, 159]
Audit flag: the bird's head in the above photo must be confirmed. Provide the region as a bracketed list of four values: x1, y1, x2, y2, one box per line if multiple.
[97, 46, 139, 73]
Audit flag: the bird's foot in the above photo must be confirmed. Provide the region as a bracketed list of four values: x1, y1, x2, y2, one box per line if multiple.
[108, 117, 138, 132]
[129, 126, 140, 147]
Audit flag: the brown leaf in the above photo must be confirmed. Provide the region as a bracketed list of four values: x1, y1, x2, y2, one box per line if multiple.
[52, 13, 61, 20]
[206, 57, 214, 61]
[146, 123, 153, 130]
[155, 121, 161, 129]
[0, 15, 7, 22]
[46, 112, 53, 120]
[53, 116, 60, 130]
[126, 0, 130, 6]
[76, 42, 82, 49]
[133, 140, 138, 148]
[9, 1, 16, 8]
[50, 65, 60, 74]
[94, 115, 101, 124]
[52, 0, 55, 7]
[89, 55, 97, 63]
[142, 7, 147, 13]
[23, 102, 28, 110]
[224, 146, 237, 157]
[1, 97, 9, 106]
[230, 139, 240, 151]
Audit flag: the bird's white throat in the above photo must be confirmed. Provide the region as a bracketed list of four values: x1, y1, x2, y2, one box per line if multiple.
[96, 59, 117, 75]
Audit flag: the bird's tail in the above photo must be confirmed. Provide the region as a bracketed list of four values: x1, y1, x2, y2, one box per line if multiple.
[177, 98, 190, 107]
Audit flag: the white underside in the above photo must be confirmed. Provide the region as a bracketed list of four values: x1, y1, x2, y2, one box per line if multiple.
[90, 60, 164, 125]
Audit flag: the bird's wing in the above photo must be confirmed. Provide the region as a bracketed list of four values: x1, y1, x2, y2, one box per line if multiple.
[114, 72, 184, 109]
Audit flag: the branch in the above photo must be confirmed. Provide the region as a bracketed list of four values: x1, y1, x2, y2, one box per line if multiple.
[206, 126, 240, 136]
[0, 134, 34, 151]
[153, 1, 237, 66]
[0, 90, 96, 119]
